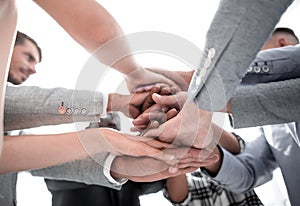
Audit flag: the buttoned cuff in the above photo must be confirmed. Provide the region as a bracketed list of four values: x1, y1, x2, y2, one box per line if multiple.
[103, 154, 128, 186]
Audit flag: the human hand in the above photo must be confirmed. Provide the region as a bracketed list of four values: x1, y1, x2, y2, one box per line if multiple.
[145, 68, 193, 91]
[108, 85, 177, 119]
[132, 92, 188, 131]
[125, 67, 180, 93]
[142, 101, 217, 150]
[130, 104, 178, 132]
[77, 128, 176, 162]
[110, 156, 195, 182]
[107, 92, 151, 119]
[110, 146, 219, 182]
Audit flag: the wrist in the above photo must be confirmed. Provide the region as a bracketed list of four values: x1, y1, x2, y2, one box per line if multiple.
[104, 154, 128, 185]
[203, 145, 223, 176]
[125, 67, 146, 83]
[110, 156, 126, 179]
[107, 93, 113, 112]
[101, 92, 109, 117]
[107, 93, 123, 113]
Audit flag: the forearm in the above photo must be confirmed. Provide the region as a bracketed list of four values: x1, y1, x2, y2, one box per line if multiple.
[0, 132, 88, 173]
[0, 0, 17, 139]
[216, 125, 240, 154]
[33, 0, 140, 75]
[165, 174, 189, 203]
[33, 0, 120, 53]
[202, 145, 223, 176]
[0, 128, 113, 174]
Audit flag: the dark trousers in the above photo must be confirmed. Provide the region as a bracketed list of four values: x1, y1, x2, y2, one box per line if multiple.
[45, 179, 165, 206]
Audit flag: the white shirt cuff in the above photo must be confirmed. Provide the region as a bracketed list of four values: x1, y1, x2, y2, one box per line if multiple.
[103, 154, 128, 186]
[101, 92, 108, 118]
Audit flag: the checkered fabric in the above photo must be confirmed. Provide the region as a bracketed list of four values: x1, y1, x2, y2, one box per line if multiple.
[163, 133, 263, 206]
[164, 171, 263, 206]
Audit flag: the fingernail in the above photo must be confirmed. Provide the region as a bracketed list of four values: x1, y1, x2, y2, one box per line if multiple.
[153, 93, 161, 99]
[145, 85, 153, 91]
[168, 167, 178, 174]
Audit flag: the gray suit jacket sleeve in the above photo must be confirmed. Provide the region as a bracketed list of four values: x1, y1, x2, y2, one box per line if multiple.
[231, 78, 300, 128]
[242, 45, 300, 84]
[188, 0, 293, 111]
[4, 86, 104, 131]
[214, 128, 277, 193]
[5, 86, 120, 189]
[30, 153, 121, 190]
[231, 46, 300, 128]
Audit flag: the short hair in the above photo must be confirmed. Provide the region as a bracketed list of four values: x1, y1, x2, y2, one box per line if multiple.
[15, 31, 42, 62]
[273, 27, 299, 43]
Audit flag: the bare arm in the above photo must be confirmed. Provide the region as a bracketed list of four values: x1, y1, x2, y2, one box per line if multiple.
[33, 0, 177, 91]
[0, 128, 171, 174]
[0, 0, 18, 154]
[165, 174, 189, 203]
[33, 0, 138, 74]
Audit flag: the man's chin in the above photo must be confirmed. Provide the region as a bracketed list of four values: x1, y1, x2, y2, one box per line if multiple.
[10, 79, 23, 85]
[8, 76, 26, 85]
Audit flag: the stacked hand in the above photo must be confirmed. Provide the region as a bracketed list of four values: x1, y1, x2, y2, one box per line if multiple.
[108, 84, 179, 119]
[110, 147, 219, 182]
[105, 68, 221, 182]
[125, 67, 181, 93]
[133, 93, 216, 149]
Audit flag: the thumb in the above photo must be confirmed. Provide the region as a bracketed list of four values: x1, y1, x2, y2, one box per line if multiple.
[141, 126, 164, 137]
[152, 93, 179, 108]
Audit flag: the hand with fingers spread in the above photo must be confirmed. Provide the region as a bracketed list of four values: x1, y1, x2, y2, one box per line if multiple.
[126, 68, 180, 93]
[133, 67, 193, 93]
[109, 146, 219, 182]
[77, 127, 176, 161]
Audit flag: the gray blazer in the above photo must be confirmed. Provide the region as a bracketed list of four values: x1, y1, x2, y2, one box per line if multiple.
[211, 46, 300, 206]
[231, 45, 300, 128]
[5, 86, 103, 131]
[1, 86, 119, 206]
[188, 0, 293, 111]
[215, 123, 300, 206]
[4, 86, 120, 189]
[4, 86, 119, 188]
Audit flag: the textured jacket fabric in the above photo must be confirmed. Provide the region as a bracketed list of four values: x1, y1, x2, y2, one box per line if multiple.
[188, 0, 293, 111]
[231, 45, 300, 128]
[1, 86, 118, 206]
[213, 46, 300, 205]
